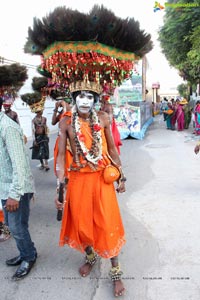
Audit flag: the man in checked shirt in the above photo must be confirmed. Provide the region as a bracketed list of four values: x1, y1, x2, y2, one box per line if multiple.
[0, 99, 37, 281]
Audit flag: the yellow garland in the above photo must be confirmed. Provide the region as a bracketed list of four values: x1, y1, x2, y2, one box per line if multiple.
[29, 96, 46, 113]
[43, 41, 140, 61]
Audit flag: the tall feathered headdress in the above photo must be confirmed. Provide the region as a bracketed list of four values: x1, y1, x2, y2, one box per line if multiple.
[0, 63, 28, 101]
[24, 5, 153, 94]
[21, 76, 48, 113]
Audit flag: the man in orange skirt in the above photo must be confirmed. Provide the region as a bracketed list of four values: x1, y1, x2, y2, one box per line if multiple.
[55, 87, 127, 297]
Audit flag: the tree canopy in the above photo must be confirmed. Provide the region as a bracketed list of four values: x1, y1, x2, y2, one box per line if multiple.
[158, 0, 200, 85]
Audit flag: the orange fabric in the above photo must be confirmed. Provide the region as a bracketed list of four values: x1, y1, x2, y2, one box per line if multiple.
[0, 210, 4, 222]
[62, 111, 72, 118]
[59, 171, 125, 258]
[59, 125, 125, 258]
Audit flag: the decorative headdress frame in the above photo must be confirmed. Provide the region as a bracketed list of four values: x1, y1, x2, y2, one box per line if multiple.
[21, 76, 48, 113]
[24, 5, 153, 95]
[41, 41, 138, 94]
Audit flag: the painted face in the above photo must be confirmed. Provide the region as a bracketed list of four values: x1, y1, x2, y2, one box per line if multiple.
[36, 110, 43, 116]
[3, 104, 11, 112]
[76, 91, 94, 114]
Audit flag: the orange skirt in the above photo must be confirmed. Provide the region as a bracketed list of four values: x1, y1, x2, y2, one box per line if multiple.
[59, 170, 125, 258]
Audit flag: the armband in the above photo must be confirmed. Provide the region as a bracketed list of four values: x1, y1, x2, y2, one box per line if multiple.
[56, 178, 68, 188]
[120, 177, 127, 182]
[56, 179, 65, 192]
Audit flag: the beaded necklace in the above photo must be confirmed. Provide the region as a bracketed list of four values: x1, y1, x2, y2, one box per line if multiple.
[72, 105, 102, 168]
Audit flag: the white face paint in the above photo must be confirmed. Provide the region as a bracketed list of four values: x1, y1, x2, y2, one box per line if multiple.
[76, 91, 94, 114]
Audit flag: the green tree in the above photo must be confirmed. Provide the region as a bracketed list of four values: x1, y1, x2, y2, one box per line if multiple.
[177, 83, 188, 98]
[158, 0, 200, 87]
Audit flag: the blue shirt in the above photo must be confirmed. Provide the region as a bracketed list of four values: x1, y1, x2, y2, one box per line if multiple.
[0, 112, 35, 201]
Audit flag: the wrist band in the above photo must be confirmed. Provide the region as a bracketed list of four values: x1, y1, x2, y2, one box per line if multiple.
[119, 169, 126, 183]
[120, 177, 127, 182]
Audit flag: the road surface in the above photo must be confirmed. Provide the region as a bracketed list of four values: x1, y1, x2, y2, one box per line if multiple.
[1, 114, 200, 300]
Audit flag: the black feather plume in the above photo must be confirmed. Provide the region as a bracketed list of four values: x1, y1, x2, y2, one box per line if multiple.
[21, 76, 47, 106]
[24, 5, 153, 57]
[31, 77, 48, 92]
[0, 63, 28, 89]
[21, 92, 41, 106]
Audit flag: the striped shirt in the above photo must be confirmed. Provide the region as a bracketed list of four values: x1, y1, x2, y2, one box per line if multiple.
[0, 112, 35, 201]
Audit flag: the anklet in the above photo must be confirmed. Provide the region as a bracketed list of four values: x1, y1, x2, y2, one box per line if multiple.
[109, 265, 123, 281]
[85, 252, 98, 266]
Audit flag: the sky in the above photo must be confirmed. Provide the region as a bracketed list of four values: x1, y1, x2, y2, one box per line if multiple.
[0, 0, 184, 92]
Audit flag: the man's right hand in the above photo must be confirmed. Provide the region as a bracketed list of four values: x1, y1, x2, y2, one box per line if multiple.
[5, 198, 19, 212]
[54, 196, 64, 210]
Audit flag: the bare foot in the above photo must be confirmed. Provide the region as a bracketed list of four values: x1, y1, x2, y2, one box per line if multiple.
[79, 262, 93, 277]
[113, 279, 125, 297]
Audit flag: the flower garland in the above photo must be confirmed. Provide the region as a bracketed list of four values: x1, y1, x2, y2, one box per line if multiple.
[72, 105, 102, 167]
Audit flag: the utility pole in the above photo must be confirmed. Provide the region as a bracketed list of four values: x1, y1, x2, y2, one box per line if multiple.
[142, 56, 147, 101]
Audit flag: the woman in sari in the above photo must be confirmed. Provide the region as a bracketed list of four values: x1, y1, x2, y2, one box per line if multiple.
[194, 101, 200, 135]
[176, 99, 186, 131]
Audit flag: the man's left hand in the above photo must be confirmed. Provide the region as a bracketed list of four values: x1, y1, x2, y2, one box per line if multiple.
[116, 181, 126, 193]
[194, 145, 200, 154]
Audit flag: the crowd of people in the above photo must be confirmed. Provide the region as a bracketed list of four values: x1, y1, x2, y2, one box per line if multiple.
[3, 4, 200, 298]
[0, 91, 126, 296]
[160, 97, 193, 131]
[2, 87, 200, 298]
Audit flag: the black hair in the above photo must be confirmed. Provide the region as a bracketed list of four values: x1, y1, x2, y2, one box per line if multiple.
[71, 91, 99, 104]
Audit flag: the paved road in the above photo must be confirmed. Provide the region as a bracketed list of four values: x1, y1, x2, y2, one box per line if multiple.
[1, 115, 200, 300]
